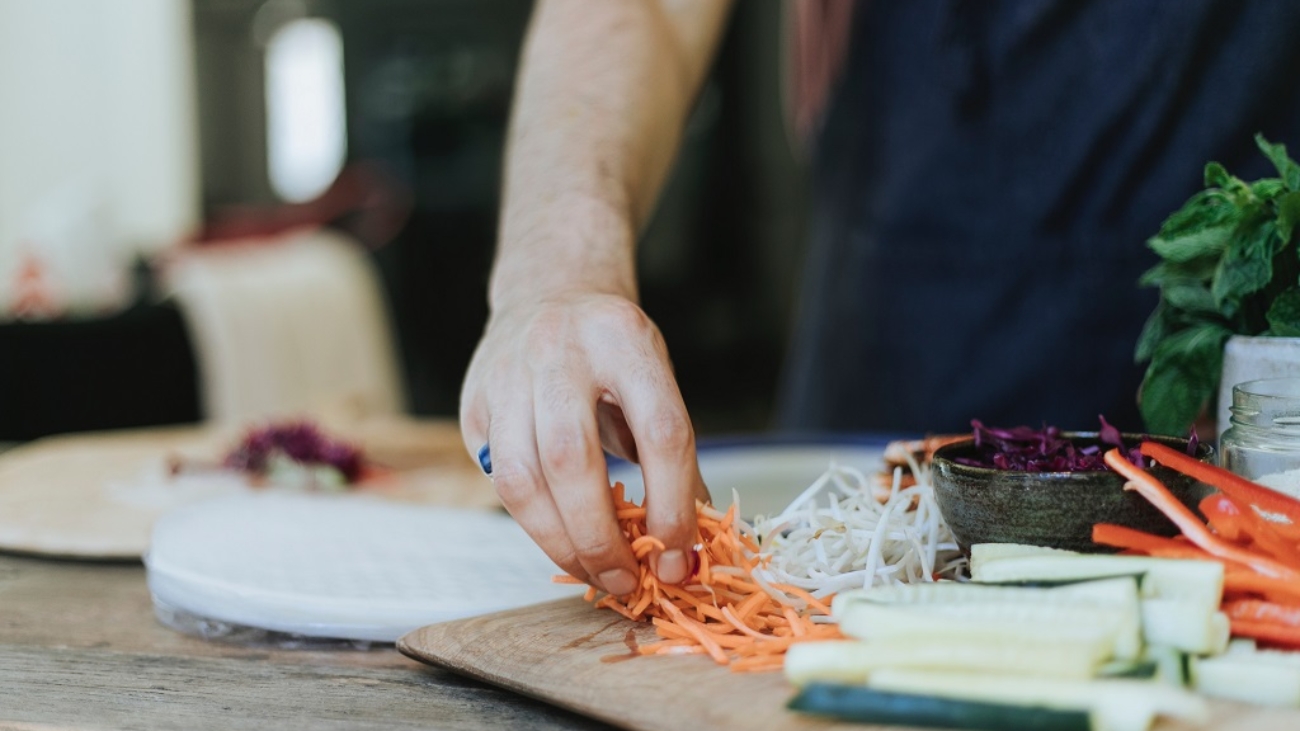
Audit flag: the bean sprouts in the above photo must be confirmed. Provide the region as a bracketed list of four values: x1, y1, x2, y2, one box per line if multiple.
[752, 454, 964, 600]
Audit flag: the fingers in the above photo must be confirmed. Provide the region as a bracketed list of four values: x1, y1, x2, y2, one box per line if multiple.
[534, 364, 641, 596]
[460, 296, 704, 596]
[596, 398, 639, 464]
[481, 371, 594, 587]
[589, 313, 707, 586]
[615, 378, 705, 585]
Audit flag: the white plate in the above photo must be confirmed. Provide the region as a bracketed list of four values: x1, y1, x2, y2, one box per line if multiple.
[145, 493, 584, 642]
[607, 437, 888, 519]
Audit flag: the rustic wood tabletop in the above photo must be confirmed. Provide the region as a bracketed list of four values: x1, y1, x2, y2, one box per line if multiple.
[0, 552, 615, 731]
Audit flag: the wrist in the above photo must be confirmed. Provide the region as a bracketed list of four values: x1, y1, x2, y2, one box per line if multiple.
[489, 193, 640, 312]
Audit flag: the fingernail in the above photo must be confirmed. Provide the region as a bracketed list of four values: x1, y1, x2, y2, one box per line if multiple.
[598, 568, 637, 596]
[656, 549, 687, 584]
[477, 444, 492, 475]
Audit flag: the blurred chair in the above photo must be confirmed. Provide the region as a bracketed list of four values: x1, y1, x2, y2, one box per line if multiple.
[164, 227, 406, 424]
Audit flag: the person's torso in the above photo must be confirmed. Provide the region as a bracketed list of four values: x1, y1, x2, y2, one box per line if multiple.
[781, 0, 1300, 433]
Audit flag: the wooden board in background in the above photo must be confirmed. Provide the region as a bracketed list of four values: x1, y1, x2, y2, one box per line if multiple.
[399, 598, 1300, 731]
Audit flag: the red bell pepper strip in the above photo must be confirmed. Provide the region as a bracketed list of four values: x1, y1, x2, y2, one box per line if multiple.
[1093, 523, 1198, 554]
[1216, 493, 1300, 567]
[1224, 570, 1300, 604]
[1199, 494, 1247, 543]
[1228, 618, 1300, 649]
[1140, 441, 1300, 541]
[1224, 598, 1300, 626]
[1104, 450, 1300, 582]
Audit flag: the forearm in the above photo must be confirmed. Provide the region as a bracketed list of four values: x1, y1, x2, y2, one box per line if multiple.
[491, 0, 732, 312]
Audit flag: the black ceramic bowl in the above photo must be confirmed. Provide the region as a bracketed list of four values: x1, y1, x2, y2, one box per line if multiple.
[931, 432, 1214, 555]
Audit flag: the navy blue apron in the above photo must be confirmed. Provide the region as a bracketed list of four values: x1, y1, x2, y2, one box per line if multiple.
[778, 0, 1300, 434]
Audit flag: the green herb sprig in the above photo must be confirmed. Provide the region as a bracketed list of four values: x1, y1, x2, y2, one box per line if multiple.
[1137, 134, 1300, 435]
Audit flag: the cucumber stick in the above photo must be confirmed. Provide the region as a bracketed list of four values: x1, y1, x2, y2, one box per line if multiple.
[866, 669, 1209, 731]
[835, 577, 1143, 661]
[970, 542, 1080, 576]
[971, 554, 1223, 612]
[790, 682, 1092, 731]
[1192, 650, 1300, 706]
[784, 637, 1103, 686]
[1140, 600, 1228, 656]
[837, 601, 1131, 660]
[1139, 644, 1188, 687]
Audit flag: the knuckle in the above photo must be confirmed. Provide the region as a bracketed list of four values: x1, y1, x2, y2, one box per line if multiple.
[640, 411, 694, 456]
[491, 462, 541, 506]
[523, 310, 569, 354]
[538, 427, 598, 475]
[600, 299, 653, 336]
[572, 533, 623, 566]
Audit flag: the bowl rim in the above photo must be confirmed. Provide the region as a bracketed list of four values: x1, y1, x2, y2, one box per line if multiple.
[930, 431, 1212, 479]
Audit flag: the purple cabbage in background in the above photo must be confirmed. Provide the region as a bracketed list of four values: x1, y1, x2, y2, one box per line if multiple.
[957, 415, 1146, 472]
[223, 421, 364, 482]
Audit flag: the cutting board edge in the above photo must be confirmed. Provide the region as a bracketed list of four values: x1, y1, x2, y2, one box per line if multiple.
[398, 622, 650, 731]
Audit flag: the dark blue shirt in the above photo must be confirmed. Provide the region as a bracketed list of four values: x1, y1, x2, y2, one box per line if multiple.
[779, 0, 1300, 433]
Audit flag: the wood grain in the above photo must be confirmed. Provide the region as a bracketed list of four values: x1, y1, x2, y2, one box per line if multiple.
[0, 554, 608, 731]
[399, 597, 1300, 731]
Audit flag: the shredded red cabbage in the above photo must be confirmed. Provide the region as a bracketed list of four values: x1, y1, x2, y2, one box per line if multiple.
[956, 416, 1145, 472]
[224, 421, 364, 483]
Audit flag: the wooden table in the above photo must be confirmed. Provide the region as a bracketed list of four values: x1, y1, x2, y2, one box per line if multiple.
[0, 553, 614, 731]
[0, 418, 615, 731]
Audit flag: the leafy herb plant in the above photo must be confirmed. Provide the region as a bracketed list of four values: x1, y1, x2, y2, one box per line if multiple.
[1137, 134, 1300, 435]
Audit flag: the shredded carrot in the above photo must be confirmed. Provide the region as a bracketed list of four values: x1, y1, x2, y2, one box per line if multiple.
[630, 535, 667, 559]
[556, 482, 842, 671]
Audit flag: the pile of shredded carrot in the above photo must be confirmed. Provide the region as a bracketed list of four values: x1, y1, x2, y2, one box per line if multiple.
[1098, 443, 1300, 648]
[553, 483, 842, 672]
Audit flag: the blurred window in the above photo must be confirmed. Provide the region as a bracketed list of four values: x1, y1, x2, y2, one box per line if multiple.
[265, 17, 346, 202]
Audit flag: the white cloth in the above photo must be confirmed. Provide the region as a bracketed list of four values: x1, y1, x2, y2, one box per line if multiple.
[166, 227, 405, 423]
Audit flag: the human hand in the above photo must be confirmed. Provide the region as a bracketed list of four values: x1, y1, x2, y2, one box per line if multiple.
[460, 292, 709, 595]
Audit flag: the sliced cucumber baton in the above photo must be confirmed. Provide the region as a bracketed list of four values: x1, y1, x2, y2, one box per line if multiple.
[970, 542, 1080, 576]
[1192, 649, 1300, 706]
[866, 669, 1209, 731]
[1096, 659, 1158, 679]
[789, 682, 1092, 731]
[833, 577, 1142, 661]
[833, 575, 1140, 610]
[837, 600, 1132, 661]
[1140, 600, 1229, 655]
[970, 554, 1223, 612]
[784, 637, 1103, 687]
[1139, 644, 1188, 688]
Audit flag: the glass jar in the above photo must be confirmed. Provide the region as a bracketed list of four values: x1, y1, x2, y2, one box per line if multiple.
[1220, 377, 1300, 498]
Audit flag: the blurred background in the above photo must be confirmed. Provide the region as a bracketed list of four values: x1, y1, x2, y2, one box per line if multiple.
[0, 0, 808, 443]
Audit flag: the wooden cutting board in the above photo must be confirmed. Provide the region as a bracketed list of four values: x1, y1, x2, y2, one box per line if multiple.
[0, 417, 497, 559]
[399, 598, 1300, 731]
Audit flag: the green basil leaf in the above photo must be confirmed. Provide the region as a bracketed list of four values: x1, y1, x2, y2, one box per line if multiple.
[1134, 304, 1168, 363]
[1163, 280, 1218, 313]
[1266, 287, 1300, 336]
[1139, 324, 1231, 435]
[1153, 189, 1237, 242]
[1205, 161, 1231, 189]
[1256, 133, 1300, 191]
[1277, 191, 1300, 243]
[1148, 224, 1233, 263]
[1212, 219, 1280, 314]
[1253, 178, 1286, 200]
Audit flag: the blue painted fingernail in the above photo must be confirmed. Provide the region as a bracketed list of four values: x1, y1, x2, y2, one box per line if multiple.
[477, 443, 492, 475]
